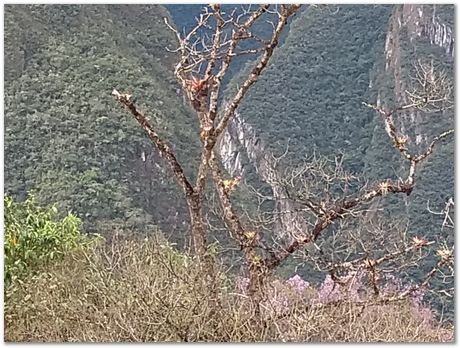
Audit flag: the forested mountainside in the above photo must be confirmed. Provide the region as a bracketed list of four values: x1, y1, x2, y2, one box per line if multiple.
[364, 5, 454, 238]
[220, 4, 454, 249]
[5, 2, 454, 256]
[4, 5, 200, 240]
[214, 5, 454, 315]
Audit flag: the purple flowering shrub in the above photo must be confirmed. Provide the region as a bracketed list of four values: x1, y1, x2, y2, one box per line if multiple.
[235, 272, 453, 342]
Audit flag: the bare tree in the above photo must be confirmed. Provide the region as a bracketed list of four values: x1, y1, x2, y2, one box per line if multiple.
[113, 4, 453, 309]
[113, 4, 300, 288]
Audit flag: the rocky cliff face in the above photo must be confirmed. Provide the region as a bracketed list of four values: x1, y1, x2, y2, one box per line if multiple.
[383, 4, 454, 146]
[400, 4, 454, 56]
[218, 108, 307, 242]
[370, 3, 454, 230]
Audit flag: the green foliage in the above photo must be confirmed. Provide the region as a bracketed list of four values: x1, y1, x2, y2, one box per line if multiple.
[4, 193, 99, 288]
[3, 4, 454, 324]
[4, 5, 199, 233]
[226, 5, 453, 239]
[363, 5, 454, 274]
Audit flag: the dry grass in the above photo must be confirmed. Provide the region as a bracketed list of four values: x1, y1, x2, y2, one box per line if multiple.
[4, 236, 453, 342]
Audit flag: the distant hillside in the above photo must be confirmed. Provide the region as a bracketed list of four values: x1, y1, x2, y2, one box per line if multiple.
[5, 4, 453, 245]
[222, 4, 453, 239]
[218, 4, 454, 317]
[227, 5, 392, 167]
[4, 5, 200, 238]
[4, 3, 454, 319]
[363, 4, 454, 236]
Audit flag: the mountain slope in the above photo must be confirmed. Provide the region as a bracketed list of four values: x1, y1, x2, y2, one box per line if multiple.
[364, 4, 454, 234]
[221, 4, 453, 238]
[225, 6, 392, 173]
[218, 5, 454, 310]
[4, 5, 199, 236]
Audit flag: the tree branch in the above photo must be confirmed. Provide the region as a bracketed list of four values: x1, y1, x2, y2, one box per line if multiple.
[214, 5, 301, 139]
[112, 89, 194, 198]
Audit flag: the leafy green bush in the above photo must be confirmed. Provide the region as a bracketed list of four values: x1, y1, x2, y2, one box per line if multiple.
[4, 193, 99, 288]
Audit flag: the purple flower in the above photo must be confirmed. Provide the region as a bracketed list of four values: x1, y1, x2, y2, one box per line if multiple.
[286, 275, 310, 293]
[316, 274, 342, 303]
[236, 276, 250, 294]
[234, 270, 450, 340]
[313, 271, 363, 304]
[439, 330, 454, 342]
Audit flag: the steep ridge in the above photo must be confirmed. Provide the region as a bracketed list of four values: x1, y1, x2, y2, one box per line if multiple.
[218, 108, 308, 243]
[4, 4, 453, 255]
[217, 5, 454, 315]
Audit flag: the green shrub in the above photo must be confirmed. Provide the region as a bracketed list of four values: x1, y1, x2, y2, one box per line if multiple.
[4, 193, 100, 288]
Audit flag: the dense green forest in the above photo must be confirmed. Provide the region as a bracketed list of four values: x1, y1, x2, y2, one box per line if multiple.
[4, 5, 201, 242]
[4, 4, 454, 341]
[6, 4, 453, 243]
[233, 4, 453, 229]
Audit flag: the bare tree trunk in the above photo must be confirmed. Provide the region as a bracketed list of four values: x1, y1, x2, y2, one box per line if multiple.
[187, 192, 214, 273]
[111, 92, 215, 276]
